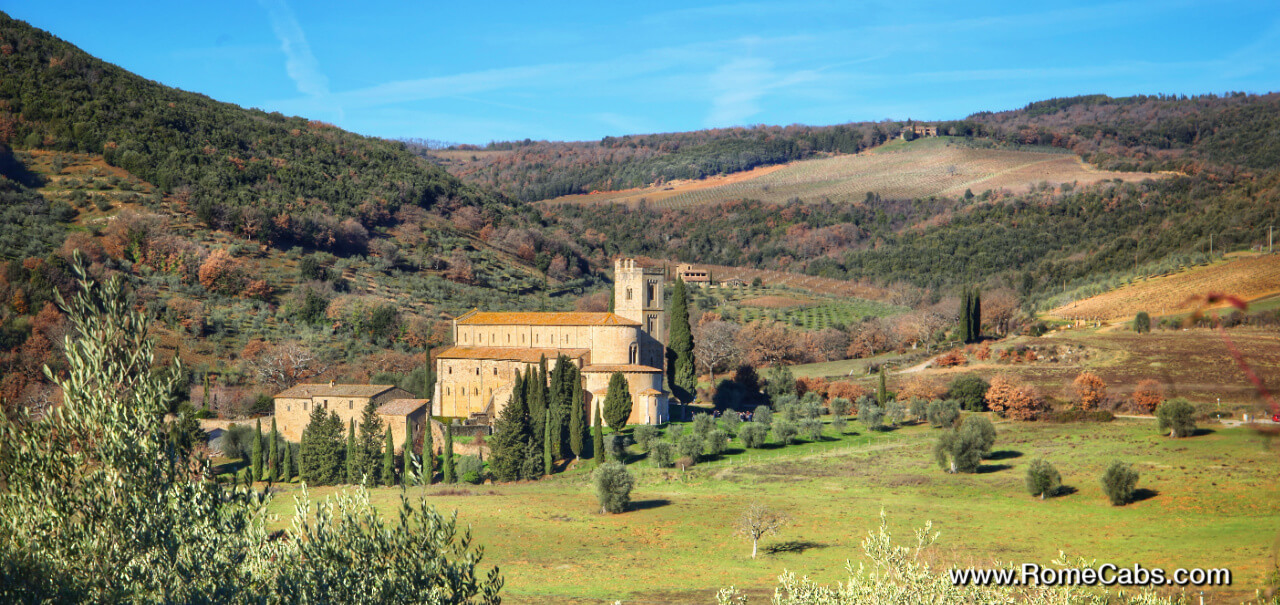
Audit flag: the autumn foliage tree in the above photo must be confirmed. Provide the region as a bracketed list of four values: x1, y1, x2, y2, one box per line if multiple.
[1071, 372, 1107, 411]
[934, 349, 966, 367]
[1131, 379, 1165, 414]
[197, 249, 249, 295]
[985, 375, 1042, 420]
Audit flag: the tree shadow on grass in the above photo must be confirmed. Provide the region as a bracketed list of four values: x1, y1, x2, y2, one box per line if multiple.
[1055, 485, 1079, 497]
[976, 463, 1013, 474]
[1192, 428, 1216, 437]
[629, 499, 672, 512]
[1131, 488, 1159, 503]
[987, 450, 1023, 460]
[766, 540, 828, 556]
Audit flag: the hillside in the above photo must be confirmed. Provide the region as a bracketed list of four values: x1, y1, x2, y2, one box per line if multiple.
[1049, 253, 1280, 321]
[544, 137, 1155, 208]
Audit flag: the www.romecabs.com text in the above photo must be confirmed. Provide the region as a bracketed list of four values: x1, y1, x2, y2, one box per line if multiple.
[950, 564, 1231, 587]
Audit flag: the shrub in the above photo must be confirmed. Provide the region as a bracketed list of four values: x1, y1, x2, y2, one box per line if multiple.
[704, 429, 729, 457]
[908, 397, 928, 422]
[1041, 410, 1115, 423]
[858, 400, 884, 431]
[604, 434, 630, 461]
[778, 402, 800, 423]
[649, 441, 675, 468]
[1155, 398, 1196, 438]
[456, 455, 485, 485]
[1025, 458, 1062, 499]
[985, 375, 1043, 420]
[799, 418, 823, 441]
[947, 375, 989, 412]
[829, 415, 847, 434]
[883, 400, 905, 426]
[633, 425, 658, 451]
[772, 420, 799, 445]
[738, 422, 769, 448]
[1133, 311, 1151, 333]
[1131, 379, 1164, 414]
[677, 433, 703, 462]
[692, 413, 716, 437]
[753, 405, 773, 426]
[668, 424, 684, 440]
[959, 415, 996, 457]
[1101, 460, 1140, 505]
[722, 411, 741, 436]
[935, 349, 967, 367]
[800, 401, 823, 420]
[829, 397, 852, 417]
[1071, 372, 1108, 411]
[934, 428, 983, 473]
[593, 462, 634, 513]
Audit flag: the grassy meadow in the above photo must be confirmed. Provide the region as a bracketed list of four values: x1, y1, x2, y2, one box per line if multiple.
[262, 416, 1280, 604]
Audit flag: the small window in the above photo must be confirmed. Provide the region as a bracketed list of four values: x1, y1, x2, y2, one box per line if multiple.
[507, 334, 511, 343]
[348, 401, 353, 410]
[626, 287, 632, 301]
[448, 367, 452, 374]
[475, 368, 480, 375]
[473, 387, 479, 395]
[446, 387, 450, 396]
[303, 402, 308, 411]
[286, 405, 291, 412]
[493, 368, 498, 375]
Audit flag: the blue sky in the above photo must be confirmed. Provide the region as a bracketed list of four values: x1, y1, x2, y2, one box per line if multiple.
[4, 1, 1279, 144]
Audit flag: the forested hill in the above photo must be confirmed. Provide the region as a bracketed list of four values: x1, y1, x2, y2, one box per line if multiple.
[0, 13, 511, 254]
[427, 93, 1280, 202]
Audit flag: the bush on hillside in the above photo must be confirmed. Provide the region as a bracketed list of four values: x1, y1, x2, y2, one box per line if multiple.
[1101, 460, 1140, 505]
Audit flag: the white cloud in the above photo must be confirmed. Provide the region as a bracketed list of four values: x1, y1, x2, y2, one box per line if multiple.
[258, 0, 329, 98]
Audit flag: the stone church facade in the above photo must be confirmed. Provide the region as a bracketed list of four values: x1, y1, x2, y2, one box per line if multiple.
[433, 258, 671, 425]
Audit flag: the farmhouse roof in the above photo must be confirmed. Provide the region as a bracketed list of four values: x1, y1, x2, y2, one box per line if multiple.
[435, 346, 591, 364]
[454, 310, 640, 327]
[274, 383, 399, 399]
[637, 388, 665, 395]
[377, 398, 428, 416]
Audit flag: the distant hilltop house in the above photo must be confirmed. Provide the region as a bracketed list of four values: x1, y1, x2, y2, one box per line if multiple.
[273, 382, 426, 443]
[900, 124, 938, 139]
[675, 263, 711, 287]
[433, 258, 671, 426]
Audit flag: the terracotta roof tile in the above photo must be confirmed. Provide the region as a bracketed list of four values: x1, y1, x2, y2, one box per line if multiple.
[637, 388, 665, 395]
[274, 384, 399, 399]
[436, 346, 590, 363]
[377, 398, 429, 416]
[456, 311, 639, 327]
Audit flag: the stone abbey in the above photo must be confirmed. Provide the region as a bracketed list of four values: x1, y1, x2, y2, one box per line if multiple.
[432, 258, 671, 425]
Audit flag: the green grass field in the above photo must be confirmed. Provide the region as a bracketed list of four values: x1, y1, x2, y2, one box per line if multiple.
[262, 417, 1280, 604]
[690, 285, 906, 332]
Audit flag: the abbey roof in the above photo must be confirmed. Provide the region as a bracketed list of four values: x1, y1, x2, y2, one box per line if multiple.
[274, 383, 400, 399]
[454, 310, 639, 327]
[435, 346, 590, 363]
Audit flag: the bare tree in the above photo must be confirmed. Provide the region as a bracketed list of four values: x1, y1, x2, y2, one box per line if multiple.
[694, 320, 741, 382]
[735, 502, 788, 559]
[251, 342, 329, 392]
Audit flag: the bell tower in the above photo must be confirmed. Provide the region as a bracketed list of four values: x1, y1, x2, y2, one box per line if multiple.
[613, 258, 666, 368]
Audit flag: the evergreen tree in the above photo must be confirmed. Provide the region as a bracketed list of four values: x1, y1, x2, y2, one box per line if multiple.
[251, 419, 263, 483]
[298, 406, 326, 483]
[877, 366, 888, 406]
[357, 399, 385, 485]
[548, 356, 571, 460]
[442, 423, 456, 484]
[971, 289, 982, 342]
[603, 372, 633, 433]
[958, 290, 972, 344]
[490, 370, 531, 481]
[346, 420, 357, 484]
[592, 404, 605, 463]
[402, 419, 414, 485]
[299, 410, 345, 485]
[268, 417, 279, 481]
[422, 413, 435, 484]
[543, 409, 553, 476]
[382, 428, 395, 486]
[281, 438, 292, 482]
[528, 357, 548, 445]
[569, 377, 585, 459]
[668, 278, 697, 402]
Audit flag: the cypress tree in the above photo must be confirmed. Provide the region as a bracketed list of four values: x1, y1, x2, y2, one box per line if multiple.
[251, 419, 263, 483]
[442, 423, 455, 484]
[592, 404, 605, 463]
[357, 399, 384, 485]
[958, 289, 971, 344]
[402, 418, 414, 485]
[268, 417, 279, 481]
[298, 405, 326, 483]
[543, 409, 553, 476]
[490, 370, 530, 481]
[281, 438, 292, 482]
[603, 371, 633, 433]
[877, 366, 888, 406]
[569, 376, 585, 459]
[422, 414, 435, 484]
[971, 289, 982, 342]
[668, 278, 696, 402]
[382, 428, 395, 486]
[345, 420, 357, 484]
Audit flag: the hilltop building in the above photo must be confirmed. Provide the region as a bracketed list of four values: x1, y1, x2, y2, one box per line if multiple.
[675, 263, 711, 287]
[273, 382, 426, 443]
[900, 124, 938, 139]
[433, 258, 670, 426]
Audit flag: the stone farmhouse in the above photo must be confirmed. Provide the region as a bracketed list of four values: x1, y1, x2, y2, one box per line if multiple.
[433, 258, 671, 426]
[273, 382, 427, 444]
[675, 263, 711, 287]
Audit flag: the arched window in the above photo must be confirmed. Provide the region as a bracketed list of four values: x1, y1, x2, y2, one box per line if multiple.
[647, 282, 655, 304]
[629, 342, 638, 365]
[493, 368, 498, 375]
[475, 367, 480, 376]
[626, 287, 632, 301]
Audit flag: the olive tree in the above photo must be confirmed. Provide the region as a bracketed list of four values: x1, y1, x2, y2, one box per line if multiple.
[1155, 398, 1196, 438]
[734, 502, 788, 559]
[1025, 458, 1062, 499]
[593, 462, 634, 514]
